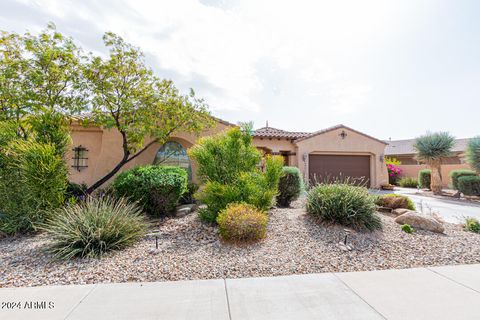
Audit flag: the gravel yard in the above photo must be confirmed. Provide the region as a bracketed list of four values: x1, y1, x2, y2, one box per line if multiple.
[2, 199, 480, 288]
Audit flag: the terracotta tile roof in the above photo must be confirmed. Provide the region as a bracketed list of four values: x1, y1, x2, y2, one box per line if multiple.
[385, 138, 470, 155]
[294, 124, 387, 145]
[253, 126, 311, 139]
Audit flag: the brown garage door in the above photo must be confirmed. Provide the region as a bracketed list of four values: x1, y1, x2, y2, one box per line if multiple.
[309, 154, 371, 187]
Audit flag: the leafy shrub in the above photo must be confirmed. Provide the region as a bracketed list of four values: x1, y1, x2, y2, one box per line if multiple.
[306, 183, 381, 231]
[189, 126, 283, 223]
[375, 194, 416, 211]
[466, 136, 480, 173]
[66, 182, 88, 200]
[450, 170, 477, 190]
[401, 224, 414, 233]
[0, 140, 67, 235]
[464, 217, 480, 233]
[189, 126, 262, 185]
[418, 169, 431, 189]
[216, 203, 268, 241]
[43, 197, 148, 259]
[277, 166, 303, 207]
[112, 165, 188, 217]
[457, 176, 480, 196]
[398, 177, 418, 188]
[179, 182, 199, 205]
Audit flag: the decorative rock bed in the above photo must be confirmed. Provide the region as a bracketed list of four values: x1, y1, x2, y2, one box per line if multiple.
[1, 199, 480, 288]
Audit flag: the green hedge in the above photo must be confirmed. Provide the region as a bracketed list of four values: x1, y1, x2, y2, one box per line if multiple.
[457, 176, 480, 196]
[450, 169, 477, 190]
[112, 165, 188, 217]
[418, 170, 431, 189]
[277, 166, 303, 207]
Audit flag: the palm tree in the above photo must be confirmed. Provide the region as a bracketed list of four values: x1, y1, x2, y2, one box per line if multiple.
[466, 136, 480, 173]
[414, 132, 455, 195]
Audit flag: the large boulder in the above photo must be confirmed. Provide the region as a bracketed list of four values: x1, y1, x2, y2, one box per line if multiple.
[392, 208, 410, 216]
[395, 211, 445, 233]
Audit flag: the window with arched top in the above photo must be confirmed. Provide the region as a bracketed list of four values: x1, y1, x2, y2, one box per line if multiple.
[153, 141, 192, 180]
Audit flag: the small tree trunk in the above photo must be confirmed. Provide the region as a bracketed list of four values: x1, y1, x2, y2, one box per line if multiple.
[430, 163, 443, 195]
[85, 158, 128, 194]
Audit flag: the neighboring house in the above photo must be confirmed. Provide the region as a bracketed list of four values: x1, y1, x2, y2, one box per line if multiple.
[252, 124, 389, 188]
[67, 117, 234, 186]
[385, 138, 471, 187]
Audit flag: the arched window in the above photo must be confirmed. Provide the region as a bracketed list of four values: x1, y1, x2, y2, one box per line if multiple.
[153, 141, 192, 179]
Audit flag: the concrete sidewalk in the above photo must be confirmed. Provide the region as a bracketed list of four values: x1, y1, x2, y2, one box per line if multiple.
[1, 264, 480, 320]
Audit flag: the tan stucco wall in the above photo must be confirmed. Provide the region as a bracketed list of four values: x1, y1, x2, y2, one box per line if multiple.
[67, 121, 232, 187]
[398, 163, 471, 187]
[295, 128, 388, 188]
[252, 137, 298, 167]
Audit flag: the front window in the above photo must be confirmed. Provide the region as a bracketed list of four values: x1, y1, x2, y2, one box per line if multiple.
[153, 141, 192, 179]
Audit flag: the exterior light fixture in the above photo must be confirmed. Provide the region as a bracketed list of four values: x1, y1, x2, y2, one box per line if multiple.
[339, 130, 347, 139]
[72, 145, 88, 172]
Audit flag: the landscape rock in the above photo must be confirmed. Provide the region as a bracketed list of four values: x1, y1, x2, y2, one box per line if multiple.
[176, 204, 197, 217]
[395, 211, 445, 233]
[392, 208, 411, 216]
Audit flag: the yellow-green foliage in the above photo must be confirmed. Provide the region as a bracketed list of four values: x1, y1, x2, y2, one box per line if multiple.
[189, 127, 284, 223]
[385, 157, 401, 166]
[217, 203, 268, 242]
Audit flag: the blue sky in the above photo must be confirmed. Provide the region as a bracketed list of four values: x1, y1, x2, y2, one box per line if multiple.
[1, 0, 479, 140]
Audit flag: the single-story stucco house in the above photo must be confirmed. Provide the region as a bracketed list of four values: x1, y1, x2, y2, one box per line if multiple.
[385, 138, 471, 187]
[67, 119, 389, 188]
[253, 124, 388, 188]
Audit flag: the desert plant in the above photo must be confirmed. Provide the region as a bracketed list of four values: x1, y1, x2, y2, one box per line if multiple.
[398, 177, 418, 188]
[414, 132, 455, 194]
[450, 169, 477, 190]
[418, 169, 432, 189]
[457, 176, 480, 196]
[277, 166, 303, 207]
[0, 139, 68, 235]
[375, 194, 416, 211]
[112, 165, 188, 217]
[189, 126, 283, 223]
[464, 217, 480, 233]
[466, 136, 480, 173]
[216, 203, 268, 242]
[42, 197, 148, 259]
[306, 183, 381, 231]
[401, 224, 414, 233]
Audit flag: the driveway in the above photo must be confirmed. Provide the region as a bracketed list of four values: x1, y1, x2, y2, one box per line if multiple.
[371, 187, 480, 223]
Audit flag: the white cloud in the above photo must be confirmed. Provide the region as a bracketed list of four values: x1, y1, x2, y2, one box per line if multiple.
[2, 0, 401, 114]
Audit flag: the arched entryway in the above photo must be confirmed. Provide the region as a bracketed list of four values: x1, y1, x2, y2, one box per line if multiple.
[153, 141, 192, 180]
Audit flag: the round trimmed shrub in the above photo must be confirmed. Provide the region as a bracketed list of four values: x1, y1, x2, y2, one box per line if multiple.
[418, 170, 431, 189]
[277, 166, 303, 207]
[375, 194, 416, 211]
[457, 175, 480, 196]
[306, 183, 381, 231]
[450, 170, 477, 190]
[216, 203, 268, 241]
[112, 165, 188, 217]
[43, 197, 148, 259]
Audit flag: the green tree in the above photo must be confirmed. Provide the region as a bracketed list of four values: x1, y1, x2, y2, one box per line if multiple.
[84, 33, 213, 193]
[466, 136, 480, 173]
[413, 132, 455, 194]
[0, 23, 85, 150]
